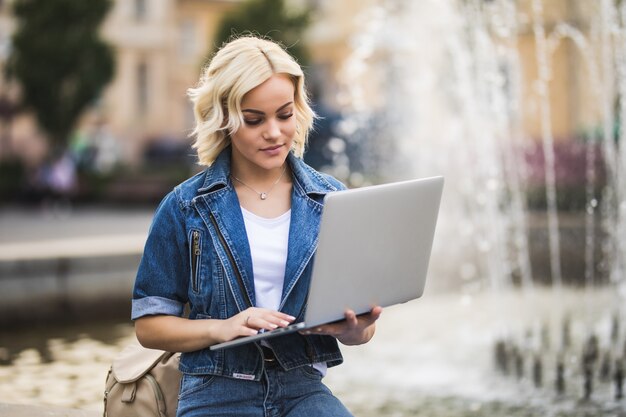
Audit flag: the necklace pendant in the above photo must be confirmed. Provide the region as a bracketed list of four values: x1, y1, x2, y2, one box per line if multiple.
[260, 192, 267, 200]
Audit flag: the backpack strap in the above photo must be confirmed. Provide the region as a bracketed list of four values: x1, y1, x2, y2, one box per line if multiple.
[112, 340, 174, 383]
[121, 383, 137, 403]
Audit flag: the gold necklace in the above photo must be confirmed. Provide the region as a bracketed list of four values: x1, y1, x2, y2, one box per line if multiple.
[231, 165, 287, 200]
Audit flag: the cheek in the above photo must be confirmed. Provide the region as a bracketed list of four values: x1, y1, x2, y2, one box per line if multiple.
[284, 119, 297, 137]
[231, 128, 255, 146]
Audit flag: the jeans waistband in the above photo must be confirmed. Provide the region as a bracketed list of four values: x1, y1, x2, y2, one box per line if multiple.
[261, 346, 279, 366]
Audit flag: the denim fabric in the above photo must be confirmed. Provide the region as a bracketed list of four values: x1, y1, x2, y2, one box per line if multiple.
[176, 365, 353, 417]
[132, 146, 346, 379]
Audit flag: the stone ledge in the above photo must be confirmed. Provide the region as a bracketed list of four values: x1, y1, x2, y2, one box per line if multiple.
[0, 402, 99, 417]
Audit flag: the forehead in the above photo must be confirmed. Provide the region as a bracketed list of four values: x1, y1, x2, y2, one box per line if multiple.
[241, 74, 295, 109]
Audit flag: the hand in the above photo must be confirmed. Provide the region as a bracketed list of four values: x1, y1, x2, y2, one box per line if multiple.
[300, 306, 383, 346]
[214, 307, 295, 343]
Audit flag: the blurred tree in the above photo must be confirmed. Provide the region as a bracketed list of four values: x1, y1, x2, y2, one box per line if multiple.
[7, 0, 114, 156]
[213, 0, 312, 66]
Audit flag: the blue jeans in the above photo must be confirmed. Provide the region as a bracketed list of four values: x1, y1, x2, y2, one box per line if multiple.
[176, 365, 353, 417]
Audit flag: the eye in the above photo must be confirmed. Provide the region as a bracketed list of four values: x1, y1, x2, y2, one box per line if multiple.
[278, 113, 293, 120]
[244, 118, 262, 126]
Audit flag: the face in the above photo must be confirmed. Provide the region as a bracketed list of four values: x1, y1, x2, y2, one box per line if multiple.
[230, 74, 296, 174]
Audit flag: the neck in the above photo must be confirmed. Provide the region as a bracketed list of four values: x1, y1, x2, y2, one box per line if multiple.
[230, 161, 288, 187]
[231, 163, 289, 201]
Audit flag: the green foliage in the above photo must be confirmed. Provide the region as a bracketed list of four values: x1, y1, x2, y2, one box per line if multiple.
[213, 0, 312, 66]
[8, 0, 115, 154]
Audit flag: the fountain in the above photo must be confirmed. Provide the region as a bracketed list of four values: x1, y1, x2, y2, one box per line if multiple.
[330, 0, 626, 413]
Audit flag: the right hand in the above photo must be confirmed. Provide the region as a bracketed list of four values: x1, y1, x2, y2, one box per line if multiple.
[213, 307, 295, 344]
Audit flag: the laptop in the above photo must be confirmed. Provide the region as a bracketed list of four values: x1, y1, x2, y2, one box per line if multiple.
[210, 176, 444, 350]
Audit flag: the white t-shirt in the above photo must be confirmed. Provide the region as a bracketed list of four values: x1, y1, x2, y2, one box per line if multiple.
[241, 207, 290, 311]
[241, 206, 328, 377]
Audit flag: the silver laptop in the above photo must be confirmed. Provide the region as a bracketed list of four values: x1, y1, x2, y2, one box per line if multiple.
[210, 176, 444, 350]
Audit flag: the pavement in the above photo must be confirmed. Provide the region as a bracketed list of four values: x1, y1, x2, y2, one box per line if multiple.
[0, 402, 98, 417]
[0, 205, 156, 325]
[0, 205, 154, 255]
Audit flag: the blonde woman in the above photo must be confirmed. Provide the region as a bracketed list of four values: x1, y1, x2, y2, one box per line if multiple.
[132, 36, 382, 417]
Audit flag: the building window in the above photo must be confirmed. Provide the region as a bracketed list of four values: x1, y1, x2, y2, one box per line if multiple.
[185, 100, 195, 132]
[137, 61, 148, 115]
[134, 0, 147, 21]
[179, 20, 197, 61]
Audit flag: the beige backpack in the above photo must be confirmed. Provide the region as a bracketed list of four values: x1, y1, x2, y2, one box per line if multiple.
[104, 341, 181, 417]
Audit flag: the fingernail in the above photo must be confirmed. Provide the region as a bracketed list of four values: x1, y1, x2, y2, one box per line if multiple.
[281, 320, 290, 326]
[269, 323, 278, 329]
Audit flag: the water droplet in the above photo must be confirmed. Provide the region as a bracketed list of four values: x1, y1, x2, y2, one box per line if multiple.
[477, 239, 491, 252]
[327, 137, 346, 154]
[460, 294, 473, 306]
[349, 172, 364, 187]
[487, 178, 499, 191]
[460, 263, 477, 280]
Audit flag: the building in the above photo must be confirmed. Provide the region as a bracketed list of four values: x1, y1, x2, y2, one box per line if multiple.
[0, 0, 607, 167]
[0, 0, 240, 166]
[99, 0, 240, 164]
[306, 0, 605, 142]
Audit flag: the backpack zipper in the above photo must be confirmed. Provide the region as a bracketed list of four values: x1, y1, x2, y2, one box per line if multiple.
[144, 373, 167, 417]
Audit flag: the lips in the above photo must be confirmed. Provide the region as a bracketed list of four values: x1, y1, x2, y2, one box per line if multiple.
[261, 144, 283, 152]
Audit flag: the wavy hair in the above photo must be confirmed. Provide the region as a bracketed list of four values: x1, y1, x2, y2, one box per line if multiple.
[187, 36, 316, 166]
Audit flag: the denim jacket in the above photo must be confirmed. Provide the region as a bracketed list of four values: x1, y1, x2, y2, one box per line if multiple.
[132, 147, 345, 380]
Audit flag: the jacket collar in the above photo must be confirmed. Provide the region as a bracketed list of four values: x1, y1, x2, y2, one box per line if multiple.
[193, 146, 340, 315]
[197, 147, 231, 194]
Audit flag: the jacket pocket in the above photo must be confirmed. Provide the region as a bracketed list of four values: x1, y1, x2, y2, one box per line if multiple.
[190, 229, 202, 294]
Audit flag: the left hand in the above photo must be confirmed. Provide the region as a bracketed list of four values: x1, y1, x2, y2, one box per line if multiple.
[300, 306, 383, 346]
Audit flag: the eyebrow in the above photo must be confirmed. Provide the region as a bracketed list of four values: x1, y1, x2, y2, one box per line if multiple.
[242, 101, 293, 115]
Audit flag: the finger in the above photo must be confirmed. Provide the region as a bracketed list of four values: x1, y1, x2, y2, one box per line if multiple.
[244, 307, 294, 319]
[245, 313, 295, 331]
[241, 326, 259, 336]
[361, 306, 383, 325]
[240, 316, 258, 335]
[344, 310, 358, 327]
[353, 306, 383, 325]
[369, 306, 383, 321]
[261, 312, 295, 328]
[242, 315, 276, 331]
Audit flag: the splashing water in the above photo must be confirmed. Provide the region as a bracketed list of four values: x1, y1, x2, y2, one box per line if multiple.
[337, 0, 625, 305]
[334, 0, 626, 408]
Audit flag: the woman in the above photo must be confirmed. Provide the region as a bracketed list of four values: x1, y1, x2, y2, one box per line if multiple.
[132, 36, 382, 417]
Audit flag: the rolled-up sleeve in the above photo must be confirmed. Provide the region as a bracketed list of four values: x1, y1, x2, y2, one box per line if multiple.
[132, 190, 190, 320]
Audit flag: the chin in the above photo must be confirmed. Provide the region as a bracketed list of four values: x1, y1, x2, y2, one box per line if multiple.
[260, 157, 288, 171]
[258, 148, 289, 166]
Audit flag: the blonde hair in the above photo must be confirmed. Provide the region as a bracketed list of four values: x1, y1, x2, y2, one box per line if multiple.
[188, 36, 316, 166]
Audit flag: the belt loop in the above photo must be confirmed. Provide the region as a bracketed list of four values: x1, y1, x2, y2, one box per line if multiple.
[262, 346, 277, 364]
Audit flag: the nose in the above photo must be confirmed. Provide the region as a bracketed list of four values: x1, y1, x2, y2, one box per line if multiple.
[263, 118, 281, 140]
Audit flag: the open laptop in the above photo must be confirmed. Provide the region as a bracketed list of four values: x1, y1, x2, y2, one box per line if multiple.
[210, 176, 444, 350]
